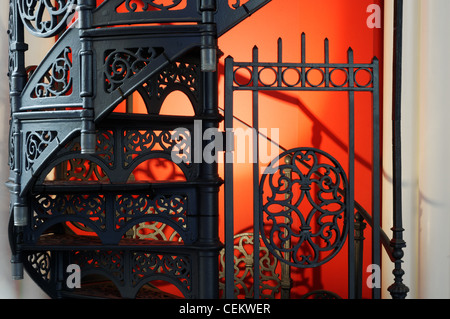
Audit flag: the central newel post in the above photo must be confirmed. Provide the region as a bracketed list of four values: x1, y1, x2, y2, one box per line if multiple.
[197, 0, 222, 299]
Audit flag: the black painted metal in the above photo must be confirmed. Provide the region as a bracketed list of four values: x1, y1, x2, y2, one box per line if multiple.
[224, 34, 382, 299]
[7, 0, 272, 299]
[388, 0, 409, 299]
[7, 0, 408, 300]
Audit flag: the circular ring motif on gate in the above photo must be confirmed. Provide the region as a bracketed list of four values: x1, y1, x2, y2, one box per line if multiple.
[354, 68, 373, 88]
[259, 148, 349, 268]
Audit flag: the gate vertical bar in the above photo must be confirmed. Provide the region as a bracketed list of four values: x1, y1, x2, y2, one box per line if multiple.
[252, 45, 260, 299]
[224, 56, 235, 299]
[347, 48, 356, 299]
[198, 0, 221, 298]
[372, 56, 381, 299]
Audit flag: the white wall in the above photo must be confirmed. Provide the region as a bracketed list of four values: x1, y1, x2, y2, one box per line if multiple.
[382, 0, 450, 299]
[416, 0, 450, 299]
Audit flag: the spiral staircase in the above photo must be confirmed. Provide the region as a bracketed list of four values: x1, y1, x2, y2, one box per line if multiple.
[7, 0, 272, 299]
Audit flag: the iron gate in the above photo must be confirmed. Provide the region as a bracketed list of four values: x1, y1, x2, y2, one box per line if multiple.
[222, 34, 381, 299]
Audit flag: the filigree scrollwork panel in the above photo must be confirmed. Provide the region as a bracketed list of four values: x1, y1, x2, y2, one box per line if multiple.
[219, 233, 280, 299]
[259, 148, 348, 268]
[30, 190, 194, 244]
[58, 158, 110, 182]
[115, 193, 190, 242]
[31, 193, 106, 233]
[141, 60, 201, 114]
[31, 47, 72, 98]
[74, 250, 125, 283]
[132, 221, 182, 242]
[25, 131, 58, 171]
[57, 130, 115, 169]
[26, 251, 52, 283]
[122, 129, 191, 169]
[8, 124, 15, 170]
[104, 47, 164, 93]
[228, 0, 251, 10]
[132, 252, 191, 297]
[72, 250, 191, 298]
[7, 0, 16, 86]
[17, 0, 76, 37]
[121, 0, 186, 12]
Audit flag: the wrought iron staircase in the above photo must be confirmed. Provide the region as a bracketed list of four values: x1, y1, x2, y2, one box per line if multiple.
[7, 0, 272, 299]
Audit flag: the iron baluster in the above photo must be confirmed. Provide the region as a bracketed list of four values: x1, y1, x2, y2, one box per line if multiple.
[388, 0, 409, 299]
[280, 155, 293, 299]
[354, 211, 367, 299]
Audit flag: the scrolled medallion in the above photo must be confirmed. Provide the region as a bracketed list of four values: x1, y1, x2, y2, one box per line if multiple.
[259, 147, 349, 268]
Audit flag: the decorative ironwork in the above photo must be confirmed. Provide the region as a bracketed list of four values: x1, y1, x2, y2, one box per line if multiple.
[104, 47, 164, 93]
[140, 60, 201, 114]
[26, 251, 52, 282]
[231, 38, 375, 91]
[219, 233, 280, 299]
[123, 129, 191, 168]
[75, 250, 125, 282]
[31, 47, 73, 98]
[132, 253, 191, 296]
[32, 193, 106, 232]
[132, 221, 182, 242]
[7, 0, 15, 84]
[115, 194, 189, 233]
[17, 0, 76, 38]
[73, 250, 192, 298]
[30, 190, 194, 244]
[57, 129, 115, 169]
[229, 0, 250, 10]
[8, 125, 15, 170]
[60, 159, 110, 182]
[25, 131, 58, 171]
[259, 147, 348, 268]
[123, 0, 185, 12]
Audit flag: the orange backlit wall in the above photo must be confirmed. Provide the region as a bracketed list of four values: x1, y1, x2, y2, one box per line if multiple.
[106, 0, 384, 299]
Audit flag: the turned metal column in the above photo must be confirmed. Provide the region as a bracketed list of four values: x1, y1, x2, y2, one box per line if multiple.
[78, 0, 96, 154]
[388, 0, 409, 299]
[197, 0, 221, 298]
[7, 0, 28, 280]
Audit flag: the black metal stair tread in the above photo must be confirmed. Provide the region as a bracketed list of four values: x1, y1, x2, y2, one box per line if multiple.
[33, 180, 210, 192]
[102, 112, 223, 125]
[34, 179, 223, 192]
[22, 234, 186, 251]
[61, 280, 183, 299]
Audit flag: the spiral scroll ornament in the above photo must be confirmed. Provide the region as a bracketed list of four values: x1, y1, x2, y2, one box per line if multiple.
[259, 148, 348, 268]
[17, 0, 76, 37]
[104, 47, 164, 93]
[124, 0, 184, 12]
